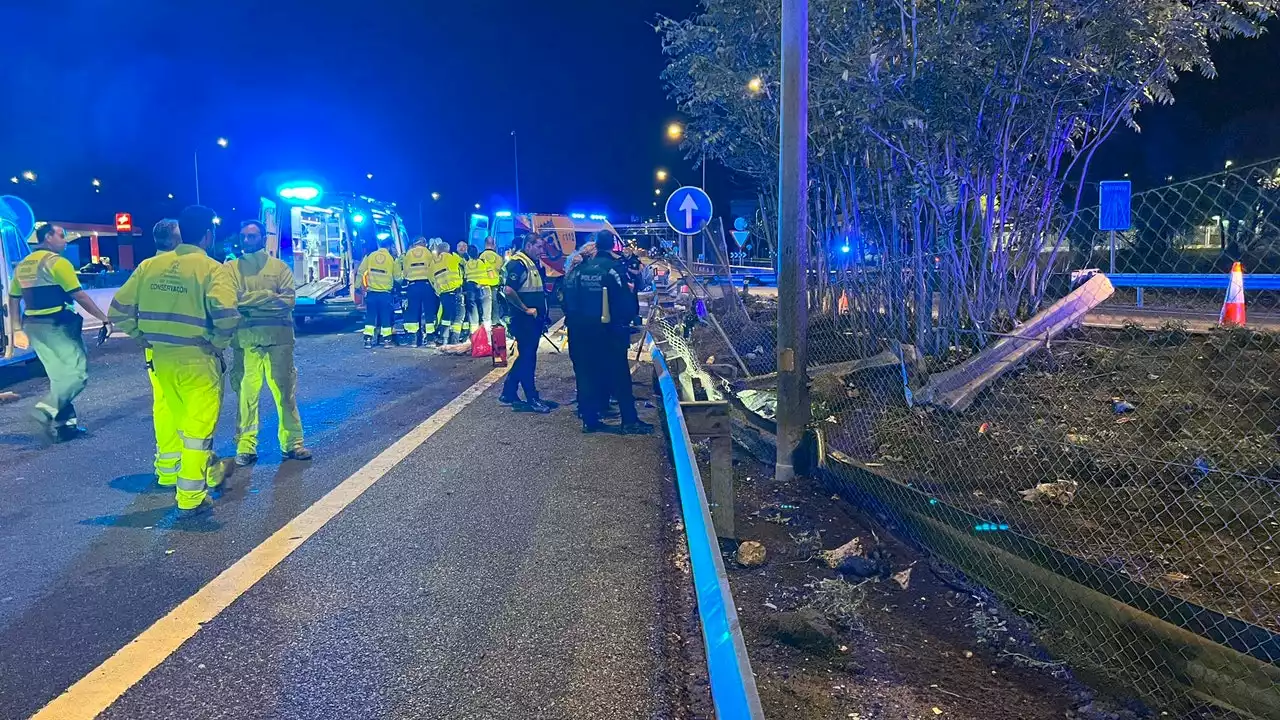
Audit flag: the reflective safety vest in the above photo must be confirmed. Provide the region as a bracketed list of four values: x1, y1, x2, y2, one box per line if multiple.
[468, 249, 502, 287]
[227, 250, 296, 347]
[9, 249, 79, 317]
[400, 246, 434, 282]
[431, 252, 463, 294]
[108, 244, 239, 354]
[360, 248, 399, 292]
[509, 251, 545, 313]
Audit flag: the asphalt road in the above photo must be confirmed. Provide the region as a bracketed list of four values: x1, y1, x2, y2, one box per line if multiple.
[0, 327, 680, 719]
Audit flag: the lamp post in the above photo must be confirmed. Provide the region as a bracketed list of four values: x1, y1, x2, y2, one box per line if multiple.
[194, 138, 229, 206]
[512, 130, 521, 217]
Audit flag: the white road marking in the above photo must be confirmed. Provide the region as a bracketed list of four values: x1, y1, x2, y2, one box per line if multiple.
[31, 362, 513, 720]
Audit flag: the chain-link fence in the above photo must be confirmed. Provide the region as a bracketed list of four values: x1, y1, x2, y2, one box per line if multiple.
[650, 169, 1280, 717]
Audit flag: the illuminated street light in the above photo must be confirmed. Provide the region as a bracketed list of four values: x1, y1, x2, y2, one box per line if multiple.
[8, 177, 17, 184]
[168, 193, 175, 199]
[1166, 176, 1174, 182]
[474, 203, 481, 210]
[747, 77, 763, 94]
[654, 188, 662, 196]
[22, 170, 36, 182]
[652, 201, 658, 207]
[216, 137, 229, 148]
[1225, 160, 1235, 169]
[431, 192, 440, 201]
[656, 169, 668, 182]
[212, 216, 222, 225]
[366, 173, 374, 180]
[666, 122, 684, 141]
[92, 178, 101, 187]
[1123, 173, 1129, 178]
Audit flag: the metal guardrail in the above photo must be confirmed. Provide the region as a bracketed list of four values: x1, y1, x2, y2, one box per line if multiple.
[1106, 273, 1280, 290]
[652, 344, 765, 720]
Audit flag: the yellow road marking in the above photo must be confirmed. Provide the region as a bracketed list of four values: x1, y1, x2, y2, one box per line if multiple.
[32, 363, 512, 720]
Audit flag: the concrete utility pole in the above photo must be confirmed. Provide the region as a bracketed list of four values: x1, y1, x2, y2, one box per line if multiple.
[776, 0, 810, 483]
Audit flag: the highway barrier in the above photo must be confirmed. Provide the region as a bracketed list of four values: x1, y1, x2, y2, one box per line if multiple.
[652, 344, 765, 720]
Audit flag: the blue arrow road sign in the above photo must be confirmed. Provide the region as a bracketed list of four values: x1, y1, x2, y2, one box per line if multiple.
[665, 186, 714, 236]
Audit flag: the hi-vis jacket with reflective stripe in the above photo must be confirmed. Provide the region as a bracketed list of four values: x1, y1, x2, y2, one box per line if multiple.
[399, 246, 434, 282]
[359, 248, 401, 292]
[467, 249, 502, 287]
[227, 250, 296, 348]
[9, 249, 80, 316]
[431, 252, 463, 294]
[108, 244, 239, 354]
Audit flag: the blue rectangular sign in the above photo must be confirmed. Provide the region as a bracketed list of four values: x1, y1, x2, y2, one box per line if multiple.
[1099, 180, 1132, 231]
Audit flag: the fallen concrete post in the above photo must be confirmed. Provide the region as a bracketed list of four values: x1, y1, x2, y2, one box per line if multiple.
[743, 343, 921, 390]
[920, 273, 1115, 412]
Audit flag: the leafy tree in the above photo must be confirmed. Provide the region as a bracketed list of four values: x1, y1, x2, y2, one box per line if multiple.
[659, 0, 1278, 350]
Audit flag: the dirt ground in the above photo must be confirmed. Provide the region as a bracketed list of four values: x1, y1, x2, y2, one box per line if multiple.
[717, 451, 1132, 720]
[808, 323, 1280, 633]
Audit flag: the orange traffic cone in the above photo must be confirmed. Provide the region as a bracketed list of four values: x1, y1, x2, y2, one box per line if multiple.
[1220, 261, 1247, 326]
[838, 290, 850, 315]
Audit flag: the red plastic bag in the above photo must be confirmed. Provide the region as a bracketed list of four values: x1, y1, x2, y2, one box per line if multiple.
[491, 325, 508, 367]
[471, 327, 492, 358]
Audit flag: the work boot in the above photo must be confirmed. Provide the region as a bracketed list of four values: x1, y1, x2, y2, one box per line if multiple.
[581, 419, 611, 434]
[537, 398, 560, 410]
[235, 453, 258, 467]
[56, 424, 88, 443]
[283, 447, 314, 461]
[445, 330, 458, 345]
[498, 393, 519, 405]
[363, 336, 374, 349]
[176, 498, 215, 521]
[518, 399, 554, 414]
[620, 420, 655, 436]
[414, 331, 424, 348]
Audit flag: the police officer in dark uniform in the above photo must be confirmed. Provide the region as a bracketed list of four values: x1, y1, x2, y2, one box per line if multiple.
[499, 234, 555, 414]
[563, 237, 653, 435]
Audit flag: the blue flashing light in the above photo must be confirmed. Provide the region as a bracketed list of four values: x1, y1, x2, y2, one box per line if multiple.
[495, 211, 512, 218]
[276, 181, 323, 204]
[351, 212, 366, 224]
[569, 212, 586, 220]
[840, 244, 851, 253]
[589, 213, 608, 221]
[376, 232, 391, 241]
[974, 522, 1011, 532]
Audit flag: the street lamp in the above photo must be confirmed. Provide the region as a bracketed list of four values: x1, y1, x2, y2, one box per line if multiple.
[21, 170, 36, 182]
[431, 192, 440, 201]
[474, 203, 481, 210]
[92, 178, 101, 187]
[654, 188, 662, 196]
[8, 177, 17, 184]
[168, 193, 175, 199]
[747, 77, 763, 94]
[216, 137, 229, 148]
[656, 169, 668, 182]
[366, 173, 374, 180]
[212, 216, 222, 226]
[666, 122, 684, 141]
[1225, 160, 1235, 169]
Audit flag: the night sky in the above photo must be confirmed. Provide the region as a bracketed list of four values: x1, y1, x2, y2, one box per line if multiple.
[1, 1, 1276, 237]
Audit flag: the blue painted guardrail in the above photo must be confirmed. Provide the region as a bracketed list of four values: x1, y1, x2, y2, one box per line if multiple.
[1104, 273, 1280, 307]
[652, 344, 765, 720]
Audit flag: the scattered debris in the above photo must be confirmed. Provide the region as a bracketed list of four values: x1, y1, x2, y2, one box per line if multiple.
[1163, 572, 1192, 584]
[822, 537, 865, 568]
[736, 541, 768, 567]
[892, 566, 914, 590]
[1112, 400, 1137, 414]
[837, 554, 884, 579]
[0, 391, 19, 403]
[978, 422, 990, 434]
[164, 549, 174, 555]
[1019, 480, 1078, 505]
